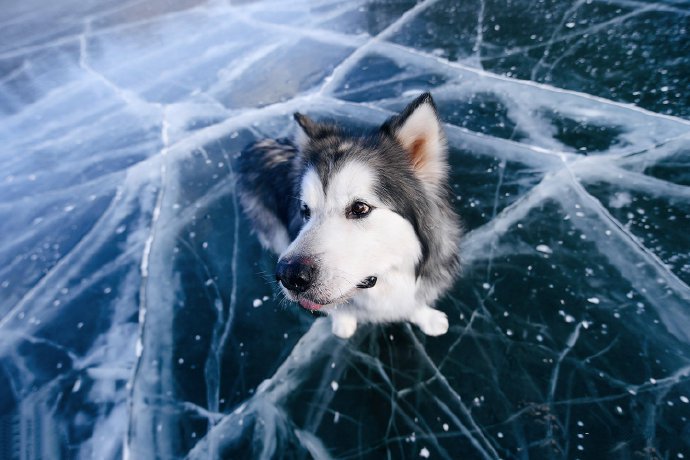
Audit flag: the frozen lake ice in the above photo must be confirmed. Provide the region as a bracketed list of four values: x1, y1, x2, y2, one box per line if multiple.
[1, 0, 689, 458]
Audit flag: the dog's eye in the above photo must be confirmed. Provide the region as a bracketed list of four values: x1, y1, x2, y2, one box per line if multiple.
[300, 202, 311, 220]
[348, 201, 371, 219]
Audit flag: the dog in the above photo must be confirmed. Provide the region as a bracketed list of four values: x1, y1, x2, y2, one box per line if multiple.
[234, 93, 461, 338]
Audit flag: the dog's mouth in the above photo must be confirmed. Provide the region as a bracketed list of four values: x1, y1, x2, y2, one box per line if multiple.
[294, 276, 377, 311]
[356, 276, 377, 289]
[298, 297, 322, 311]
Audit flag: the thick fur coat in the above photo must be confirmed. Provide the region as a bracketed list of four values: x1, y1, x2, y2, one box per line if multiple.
[235, 93, 461, 338]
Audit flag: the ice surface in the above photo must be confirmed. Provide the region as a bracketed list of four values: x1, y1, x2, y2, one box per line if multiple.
[1, 0, 689, 458]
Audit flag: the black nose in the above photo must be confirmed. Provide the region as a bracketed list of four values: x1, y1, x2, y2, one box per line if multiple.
[275, 258, 315, 293]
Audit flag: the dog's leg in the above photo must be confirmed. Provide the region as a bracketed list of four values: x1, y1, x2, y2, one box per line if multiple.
[411, 306, 449, 336]
[331, 312, 358, 339]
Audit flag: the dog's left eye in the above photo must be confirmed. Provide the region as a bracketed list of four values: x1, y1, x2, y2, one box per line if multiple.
[300, 203, 311, 220]
[347, 201, 371, 219]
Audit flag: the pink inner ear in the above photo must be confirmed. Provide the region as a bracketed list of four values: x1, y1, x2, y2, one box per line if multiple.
[410, 138, 428, 170]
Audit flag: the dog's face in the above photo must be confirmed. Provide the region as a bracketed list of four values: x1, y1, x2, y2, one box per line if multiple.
[276, 93, 448, 311]
[277, 159, 422, 310]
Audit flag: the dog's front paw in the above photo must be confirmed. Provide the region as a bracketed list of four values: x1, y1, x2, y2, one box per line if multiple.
[412, 307, 449, 336]
[331, 313, 357, 339]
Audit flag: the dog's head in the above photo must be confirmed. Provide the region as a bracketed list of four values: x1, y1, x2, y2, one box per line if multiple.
[276, 93, 450, 311]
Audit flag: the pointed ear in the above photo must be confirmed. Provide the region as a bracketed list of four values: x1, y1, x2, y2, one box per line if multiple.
[381, 92, 448, 187]
[294, 112, 318, 149]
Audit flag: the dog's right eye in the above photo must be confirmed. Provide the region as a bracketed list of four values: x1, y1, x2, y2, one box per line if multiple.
[347, 201, 372, 219]
[300, 203, 311, 221]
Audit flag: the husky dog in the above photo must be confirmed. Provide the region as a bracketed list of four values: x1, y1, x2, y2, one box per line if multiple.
[235, 93, 461, 338]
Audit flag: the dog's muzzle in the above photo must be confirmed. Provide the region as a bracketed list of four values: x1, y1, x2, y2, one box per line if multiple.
[356, 276, 377, 289]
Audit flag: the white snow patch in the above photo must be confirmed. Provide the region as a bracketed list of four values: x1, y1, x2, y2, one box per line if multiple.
[536, 244, 553, 254]
[609, 192, 632, 209]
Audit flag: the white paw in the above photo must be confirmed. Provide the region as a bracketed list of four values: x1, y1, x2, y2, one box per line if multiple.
[413, 308, 449, 336]
[331, 314, 357, 339]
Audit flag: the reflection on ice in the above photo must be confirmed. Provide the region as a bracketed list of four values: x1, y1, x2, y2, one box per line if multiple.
[0, 0, 689, 459]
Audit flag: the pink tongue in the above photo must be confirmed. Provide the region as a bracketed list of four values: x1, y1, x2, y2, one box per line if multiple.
[299, 298, 322, 311]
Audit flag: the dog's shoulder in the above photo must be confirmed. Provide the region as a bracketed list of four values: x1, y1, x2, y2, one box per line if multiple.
[234, 138, 302, 253]
[236, 138, 297, 173]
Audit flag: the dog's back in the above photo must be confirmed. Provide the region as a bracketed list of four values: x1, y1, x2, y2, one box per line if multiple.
[234, 138, 300, 254]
